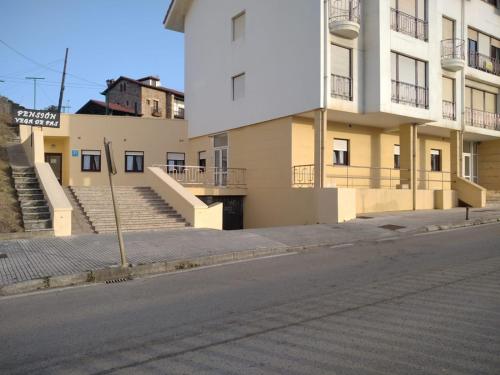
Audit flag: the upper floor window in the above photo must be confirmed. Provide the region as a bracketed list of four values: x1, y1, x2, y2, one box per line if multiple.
[199, 151, 207, 172]
[394, 145, 401, 169]
[331, 44, 352, 101]
[465, 86, 498, 129]
[125, 151, 144, 173]
[442, 76, 456, 120]
[430, 149, 442, 172]
[232, 73, 245, 101]
[468, 28, 500, 76]
[232, 11, 245, 41]
[391, 51, 428, 108]
[167, 152, 185, 173]
[390, 0, 428, 41]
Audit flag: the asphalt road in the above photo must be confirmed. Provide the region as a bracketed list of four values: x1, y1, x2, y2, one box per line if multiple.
[1, 224, 500, 374]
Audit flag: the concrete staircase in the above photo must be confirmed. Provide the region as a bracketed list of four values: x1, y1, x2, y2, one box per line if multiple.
[486, 190, 500, 205]
[70, 186, 189, 233]
[12, 166, 52, 231]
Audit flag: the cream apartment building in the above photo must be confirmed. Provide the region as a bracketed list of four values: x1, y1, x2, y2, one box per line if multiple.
[164, 0, 500, 227]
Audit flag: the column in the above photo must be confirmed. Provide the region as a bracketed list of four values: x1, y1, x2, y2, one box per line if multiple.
[314, 109, 328, 189]
[450, 130, 463, 188]
[400, 124, 418, 209]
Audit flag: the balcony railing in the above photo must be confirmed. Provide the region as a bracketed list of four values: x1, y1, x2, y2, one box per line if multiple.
[391, 80, 428, 109]
[156, 165, 246, 188]
[468, 52, 500, 76]
[441, 39, 465, 60]
[151, 108, 162, 117]
[442, 100, 456, 120]
[174, 107, 185, 119]
[329, 0, 361, 23]
[331, 74, 352, 101]
[390, 8, 428, 41]
[465, 108, 500, 131]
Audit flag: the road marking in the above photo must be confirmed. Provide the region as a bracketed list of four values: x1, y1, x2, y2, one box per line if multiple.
[376, 237, 401, 242]
[330, 243, 353, 249]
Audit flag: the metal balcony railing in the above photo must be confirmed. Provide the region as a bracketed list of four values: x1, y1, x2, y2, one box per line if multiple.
[331, 74, 353, 101]
[390, 8, 428, 41]
[442, 100, 456, 120]
[155, 165, 246, 188]
[468, 52, 500, 76]
[441, 39, 465, 60]
[174, 107, 185, 119]
[329, 0, 361, 23]
[465, 108, 500, 131]
[391, 80, 429, 109]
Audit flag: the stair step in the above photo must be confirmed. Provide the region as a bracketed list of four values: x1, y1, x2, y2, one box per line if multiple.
[22, 206, 50, 213]
[23, 212, 51, 220]
[24, 219, 52, 231]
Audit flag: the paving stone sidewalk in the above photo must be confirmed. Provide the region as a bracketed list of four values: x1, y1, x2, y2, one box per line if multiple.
[0, 205, 499, 287]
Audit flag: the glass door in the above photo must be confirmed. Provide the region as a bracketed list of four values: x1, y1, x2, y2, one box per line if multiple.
[214, 148, 228, 187]
[45, 153, 62, 184]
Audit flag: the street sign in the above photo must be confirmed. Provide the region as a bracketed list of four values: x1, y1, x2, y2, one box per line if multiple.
[12, 109, 60, 128]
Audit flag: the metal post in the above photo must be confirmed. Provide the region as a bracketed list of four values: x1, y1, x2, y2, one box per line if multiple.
[104, 138, 128, 268]
[466, 206, 470, 221]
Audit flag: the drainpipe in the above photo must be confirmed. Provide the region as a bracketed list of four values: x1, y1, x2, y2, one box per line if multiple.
[412, 123, 418, 210]
[458, 0, 466, 178]
[319, 0, 330, 189]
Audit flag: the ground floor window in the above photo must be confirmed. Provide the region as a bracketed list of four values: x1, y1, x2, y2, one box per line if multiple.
[125, 151, 144, 173]
[393, 145, 401, 169]
[167, 152, 185, 173]
[81, 150, 101, 172]
[333, 139, 349, 166]
[198, 151, 207, 172]
[431, 149, 442, 172]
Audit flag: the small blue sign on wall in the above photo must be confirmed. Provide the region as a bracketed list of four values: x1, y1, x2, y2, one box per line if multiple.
[72, 150, 79, 157]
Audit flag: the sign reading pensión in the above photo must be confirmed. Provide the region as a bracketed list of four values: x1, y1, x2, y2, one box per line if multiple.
[12, 109, 61, 128]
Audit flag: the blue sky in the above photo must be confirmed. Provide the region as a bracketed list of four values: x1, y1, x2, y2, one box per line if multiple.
[0, 0, 182, 112]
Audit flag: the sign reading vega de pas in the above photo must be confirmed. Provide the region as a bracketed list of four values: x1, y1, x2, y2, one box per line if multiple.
[12, 109, 60, 128]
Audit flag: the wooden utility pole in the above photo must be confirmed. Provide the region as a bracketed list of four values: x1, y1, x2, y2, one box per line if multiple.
[57, 48, 69, 113]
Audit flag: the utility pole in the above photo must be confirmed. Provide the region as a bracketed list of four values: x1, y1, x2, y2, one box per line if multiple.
[25, 77, 45, 109]
[61, 100, 71, 113]
[57, 48, 69, 113]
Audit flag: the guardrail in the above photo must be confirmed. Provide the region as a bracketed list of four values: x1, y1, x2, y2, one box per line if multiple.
[416, 170, 454, 190]
[154, 165, 246, 188]
[329, 0, 361, 23]
[331, 74, 352, 101]
[468, 52, 500, 76]
[465, 108, 500, 131]
[174, 108, 185, 119]
[390, 8, 428, 41]
[442, 100, 456, 120]
[392, 80, 428, 109]
[441, 39, 465, 60]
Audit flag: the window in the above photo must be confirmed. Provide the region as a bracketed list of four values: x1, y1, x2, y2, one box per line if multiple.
[442, 17, 455, 40]
[199, 151, 207, 172]
[333, 139, 349, 166]
[167, 152, 185, 173]
[125, 151, 144, 173]
[232, 73, 245, 101]
[442, 77, 455, 120]
[81, 150, 101, 172]
[431, 149, 441, 172]
[394, 145, 401, 169]
[468, 27, 500, 75]
[232, 11, 245, 41]
[390, 0, 427, 40]
[391, 51, 428, 108]
[331, 44, 352, 101]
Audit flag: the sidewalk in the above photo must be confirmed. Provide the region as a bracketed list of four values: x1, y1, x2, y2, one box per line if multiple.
[1, 205, 499, 295]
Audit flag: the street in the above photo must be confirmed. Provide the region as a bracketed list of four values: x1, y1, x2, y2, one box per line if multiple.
[1, 224, 500, 374]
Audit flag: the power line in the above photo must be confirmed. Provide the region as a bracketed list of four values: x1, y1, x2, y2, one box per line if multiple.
[0, 39, 104, 88]
[25, 76, 45, 109]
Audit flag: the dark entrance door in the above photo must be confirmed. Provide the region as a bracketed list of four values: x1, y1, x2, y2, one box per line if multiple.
[45, 153, 62, 184]
[198, 196, 244, 230]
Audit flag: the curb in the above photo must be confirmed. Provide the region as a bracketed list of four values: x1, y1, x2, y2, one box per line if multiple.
[1, 217, 499, 297]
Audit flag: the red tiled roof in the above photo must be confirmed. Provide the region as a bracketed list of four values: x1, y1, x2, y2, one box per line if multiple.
[101, 76, 184, 97]
[87, 100, 138, 114]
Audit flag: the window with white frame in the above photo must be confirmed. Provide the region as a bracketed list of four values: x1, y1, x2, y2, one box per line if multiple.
[431, 149, 442, 172]
[167, 152, 185, 173]
[81, 150, 101, 172]
[125, 151, 144, 173]
[198, 151, 207, 172]
[232, 73, 245, 101]
[394, 145, 401, 169]
[232, 11, 245, 41]
[333, 139, 349, 166]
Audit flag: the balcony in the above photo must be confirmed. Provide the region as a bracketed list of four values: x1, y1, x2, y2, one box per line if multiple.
[465, 108, 500, 131]
[157, 165, 247, 188]
[441, 39, 465, 72]
[174, 107, 185, 119]
[331, 74, 352, 101]
[442, 100, 456, 121]
[468, 52, 500, 76]
[390, 8, 428, 41]
[391, 80, 428, 109]
[328, 0, 361, 39]
[151, 108, 162, 117]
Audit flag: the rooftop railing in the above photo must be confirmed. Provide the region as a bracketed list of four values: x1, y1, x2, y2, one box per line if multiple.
[331, 74, 353, 101]
[390, 8, 428, 41]
[465, 108, 500, 131]
[468, 52, 500, 76]
[391, 80, 429, 109]
[155, 165, 246, 188]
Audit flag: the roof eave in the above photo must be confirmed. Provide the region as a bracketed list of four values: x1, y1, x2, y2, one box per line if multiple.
[163, 0, 188, 33]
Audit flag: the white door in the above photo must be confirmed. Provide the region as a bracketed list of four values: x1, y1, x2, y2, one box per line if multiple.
[463, 153, 471, 181]
[214, 148, 228, 186]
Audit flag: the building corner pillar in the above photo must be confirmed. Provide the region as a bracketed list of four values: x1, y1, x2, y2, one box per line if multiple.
[400, 124, 418, 210]
[450, 130, 463, 189]
[314, 109, 328, 189]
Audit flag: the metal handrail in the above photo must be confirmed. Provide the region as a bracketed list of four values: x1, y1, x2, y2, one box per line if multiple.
[465, 108, 500, 131]
[155, 165, 246, 188]
[331, 74, 352, 101]
[468, 52, 500, 76]
[416, 170, 454, 190]
[329, 0, 361, 23]
[390, 8, 428, 41]
[441, 39, 465, 60]
[442, 100, 456, 120]
[174, 108, 185, 119]
[391, 80, 429, 109]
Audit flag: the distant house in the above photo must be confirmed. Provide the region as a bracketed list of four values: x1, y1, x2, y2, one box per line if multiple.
[100, 76, 185, 119]
[76, 100, 141, 116]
